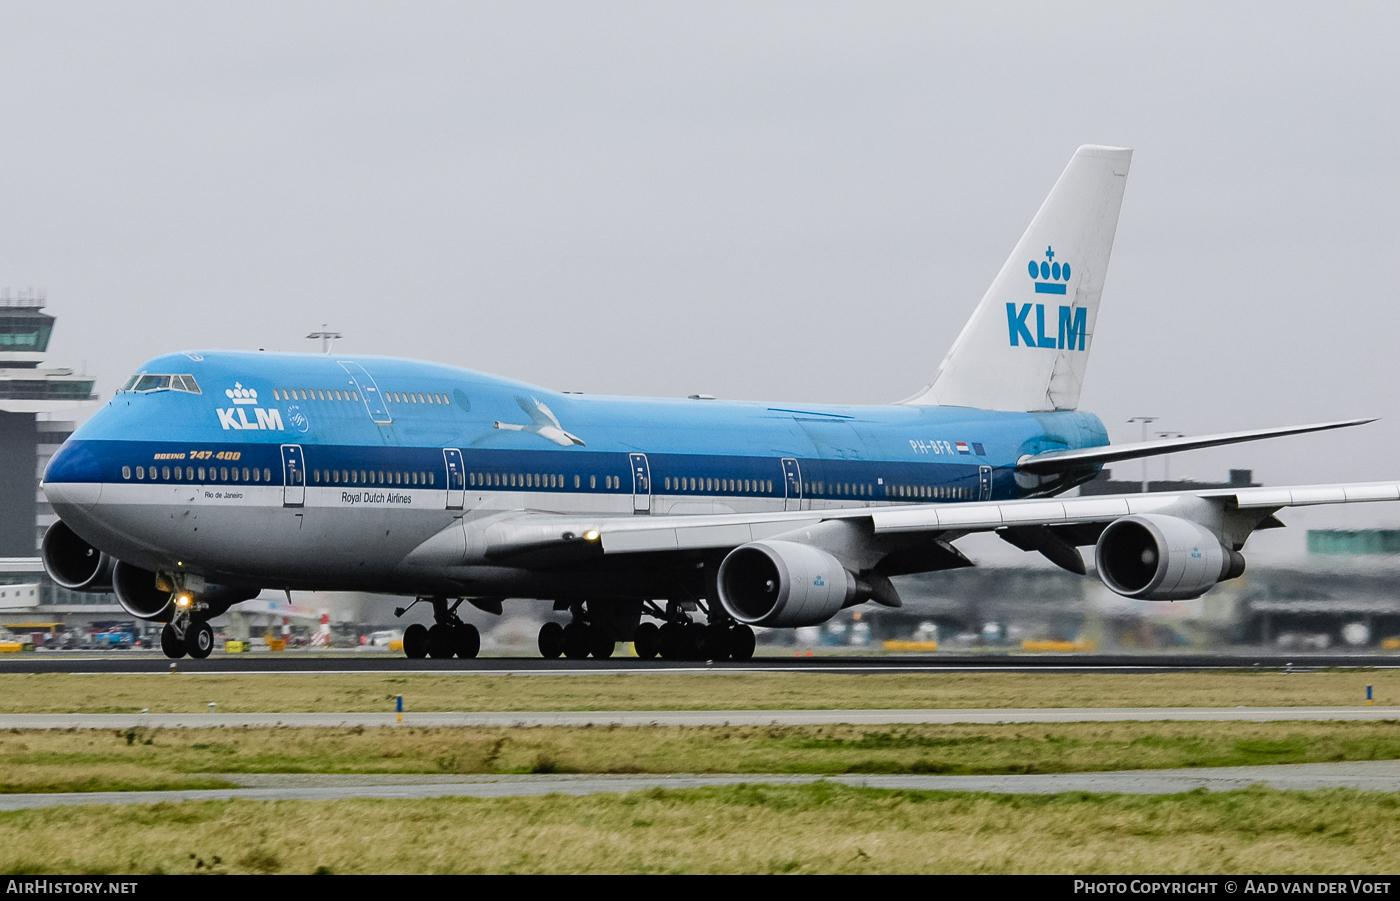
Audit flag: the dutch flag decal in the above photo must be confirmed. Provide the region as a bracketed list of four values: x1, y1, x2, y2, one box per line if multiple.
[956, 442, 971, 455]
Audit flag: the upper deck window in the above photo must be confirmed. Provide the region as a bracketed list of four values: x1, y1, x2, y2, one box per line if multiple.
[118, 373, 202, 395]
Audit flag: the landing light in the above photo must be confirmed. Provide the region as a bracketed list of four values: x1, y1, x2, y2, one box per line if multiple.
[583, 530, 600, 542]
[175, 594, 193, 609]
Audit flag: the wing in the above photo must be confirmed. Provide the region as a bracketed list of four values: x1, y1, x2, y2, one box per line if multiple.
[399, 479, 1400, 614]
[434, 479, 1400, 561]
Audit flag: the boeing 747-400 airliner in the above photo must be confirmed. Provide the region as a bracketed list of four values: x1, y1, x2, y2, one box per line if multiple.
[39, 145, 1395, 661]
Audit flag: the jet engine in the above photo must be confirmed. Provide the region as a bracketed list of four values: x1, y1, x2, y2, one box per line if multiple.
[1094, 514, 1246, 601]
[112, 561, 173, 620]
[40, 521, 113, 592]
[717, 540, 882, 628]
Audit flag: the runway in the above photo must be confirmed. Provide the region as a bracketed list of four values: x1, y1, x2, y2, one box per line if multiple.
[2, 761, 1398, 811]
[2, 651, 1397, 675]
[1, 706, 1396, 729]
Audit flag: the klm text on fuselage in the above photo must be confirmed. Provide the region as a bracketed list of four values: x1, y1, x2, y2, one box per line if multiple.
[1006, 304, 1087, 350]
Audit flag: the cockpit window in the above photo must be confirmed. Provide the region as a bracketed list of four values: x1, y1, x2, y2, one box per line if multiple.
[118, 373, 202, 395]
[133, 375, 170, 392]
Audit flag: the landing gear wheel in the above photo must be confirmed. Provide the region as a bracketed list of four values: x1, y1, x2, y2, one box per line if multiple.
[633, 622, 660, 660]
[561, 622, 590, 660]
[538, 621, 564, 659]
[160, 623, 186, 659]
[589, 624, 615, 659]
[426, 623, 456, 659]
[658, 622, 685, 660]
[728, 624, 756, 662]
[700, 623, 730, 661]
[454, 623, 481, 659]
[187, 621, 214, 659]
[403, 623, 429, 659]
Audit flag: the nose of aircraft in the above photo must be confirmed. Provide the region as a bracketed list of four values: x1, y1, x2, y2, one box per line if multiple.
[42, 479, 103, 513]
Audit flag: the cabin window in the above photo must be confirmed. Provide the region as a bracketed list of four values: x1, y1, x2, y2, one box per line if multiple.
[428, 472, 435, 486]
[172, 467, 182, 481]
[122, 466, 131, 479]
[158, 466, 169, 480]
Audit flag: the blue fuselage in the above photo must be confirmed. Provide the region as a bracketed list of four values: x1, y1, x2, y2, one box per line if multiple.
[43, 351, 1108, 595]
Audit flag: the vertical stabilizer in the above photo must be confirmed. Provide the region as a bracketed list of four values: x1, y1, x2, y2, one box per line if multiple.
[902, 145, 1131, 411]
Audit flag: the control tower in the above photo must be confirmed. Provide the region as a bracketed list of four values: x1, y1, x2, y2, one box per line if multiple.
[0, 289, 96, 555]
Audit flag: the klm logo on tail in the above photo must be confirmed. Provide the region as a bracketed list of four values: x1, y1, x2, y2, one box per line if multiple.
[1007, 246, 1086, 351]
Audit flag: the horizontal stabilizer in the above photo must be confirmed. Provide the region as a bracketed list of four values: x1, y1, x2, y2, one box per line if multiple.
[1016, 418, 1375, 475]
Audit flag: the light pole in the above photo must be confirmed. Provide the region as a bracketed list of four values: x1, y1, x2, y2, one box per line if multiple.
[1155, 431, 1184, 483]
[306, 325, 343, 354]
[1127, 416, 1158, 493]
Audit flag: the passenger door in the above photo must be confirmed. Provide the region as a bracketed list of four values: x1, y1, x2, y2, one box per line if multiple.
[443, 448, 466, 510]
[629, 453, 651, 514]
[782, 458, 803, 511]
[280, 444, 306, 507]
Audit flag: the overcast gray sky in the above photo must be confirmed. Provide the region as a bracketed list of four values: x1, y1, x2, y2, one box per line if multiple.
[2, 1, 1397, 538]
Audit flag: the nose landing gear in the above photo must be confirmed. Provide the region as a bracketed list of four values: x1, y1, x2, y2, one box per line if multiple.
[158, 577, 218, 660]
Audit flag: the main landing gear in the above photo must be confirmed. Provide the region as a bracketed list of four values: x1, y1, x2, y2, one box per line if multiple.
[537, 600, 755, 662]
[537, 602, 618, 660]
[398, 597, 481, 660]
[633, 601, 755, 662]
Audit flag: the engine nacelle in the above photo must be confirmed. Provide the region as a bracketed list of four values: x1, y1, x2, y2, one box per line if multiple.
[41, 521, 113, 592]
[1094, 514, 1246, 601]
[717, 540, 859, 627]
[112, 561, 173, 620]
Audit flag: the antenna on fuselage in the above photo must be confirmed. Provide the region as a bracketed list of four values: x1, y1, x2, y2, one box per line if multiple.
[306, 325, 343, 354]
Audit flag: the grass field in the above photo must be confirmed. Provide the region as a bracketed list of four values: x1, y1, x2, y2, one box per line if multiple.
[2, 720, 1399, 793]
[1, 670, 1395, 714]
[2, 783, 1397, 874]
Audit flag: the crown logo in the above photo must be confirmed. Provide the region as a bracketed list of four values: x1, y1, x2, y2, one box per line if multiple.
[1027, 246, 1070, 295]
[225, 382, 258, 405]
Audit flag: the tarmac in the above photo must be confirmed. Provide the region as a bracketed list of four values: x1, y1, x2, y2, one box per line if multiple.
[2, 761, 1399, 811]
